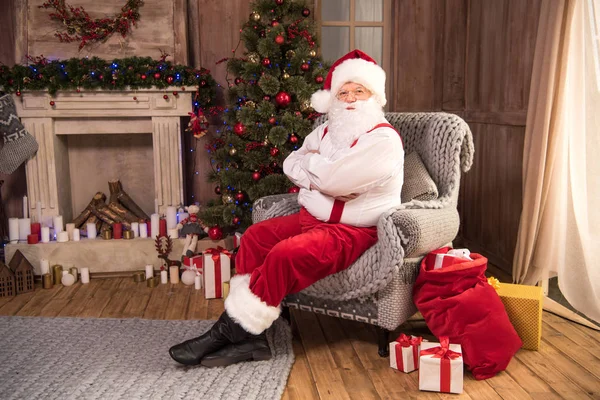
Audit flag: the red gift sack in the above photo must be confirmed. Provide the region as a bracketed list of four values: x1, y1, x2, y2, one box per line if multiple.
[413, 247, 522, 380]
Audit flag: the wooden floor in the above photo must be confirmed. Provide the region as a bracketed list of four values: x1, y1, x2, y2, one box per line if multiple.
[1, 278, 599, 400]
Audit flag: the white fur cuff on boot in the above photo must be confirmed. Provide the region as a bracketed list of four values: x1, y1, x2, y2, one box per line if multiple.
[224, 274, 281, 335]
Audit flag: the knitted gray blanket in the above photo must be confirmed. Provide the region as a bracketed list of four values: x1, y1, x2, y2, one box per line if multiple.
[253, 112, 474, 301]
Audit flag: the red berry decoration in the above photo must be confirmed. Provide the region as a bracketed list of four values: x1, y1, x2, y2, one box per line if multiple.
[235, 191, 245, 202]
[49, 101, 55, 106]
[275, 91, 291, 108]
[208, 226, 223, 240]
[302, 8, 310, 17]
[263, 95, 271, 101]
[275, 35, 285, 45]
[262, 58, 271, 67]
[232, 216, 241, 225]
[234, 122, 246, 136]
[200, 80, 206, 87]
[141, 74, 147, 80]
[98, 75, 104, 80]
[289, 134, 298, 144]
[271, 20, 279, 27]
[269, 117, 276, 125]
[154, 72, 161, 79]
[275, 0, 284, 4]
[288, 186, 300, 193]
[163, 94, 169, 100]
[166, 75, 174, 84]
[16, 91, 21, 96]
[214, 185, 221, 195]
[252, 171, 261, 181]
[270, 147, 280, 157]
[315, 76, 324, 84]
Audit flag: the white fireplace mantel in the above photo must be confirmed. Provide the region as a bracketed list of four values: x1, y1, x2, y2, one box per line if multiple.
[14, 88, 194, 222]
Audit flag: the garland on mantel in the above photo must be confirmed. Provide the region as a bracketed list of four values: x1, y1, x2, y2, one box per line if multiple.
[0, 55, 218, 113]
[40, 0, 144, 50]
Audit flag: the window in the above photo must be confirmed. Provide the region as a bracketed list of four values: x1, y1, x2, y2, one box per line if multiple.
[588, 0, 600, 90]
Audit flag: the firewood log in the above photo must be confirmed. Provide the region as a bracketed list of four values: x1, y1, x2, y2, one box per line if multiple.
[72, 192, 107, 228]
[108, 179, 150, 220]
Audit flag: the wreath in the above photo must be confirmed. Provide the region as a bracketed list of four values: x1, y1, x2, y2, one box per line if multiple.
[40, 0, 144, 50]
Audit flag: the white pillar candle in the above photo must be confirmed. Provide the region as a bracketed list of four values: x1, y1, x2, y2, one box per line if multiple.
[139, 222, 148, 238]
[168, 228, 179, 240]
[57, 231, 69, 243]
[150, 213, 160, 238]
[161, 270, 168, 284]
[36, 201, 42, 224]
[40, 259, 50, 275]
[53, 215, 64, 233]
[41, 226, 50, 243]
[166, 206, 177, 229]
[80, 267, 90, 284]
[8, 218, 19, 243]
[169, 265, 180, 284]
[66, 223, 75, 240]
[86, 223, 97, 239]
[145, 264, 154, 280]
[72, 228, 80, 241]
[131, 222, 139, 238]
[178, 212, 189, 224]
[18, 218, 31, 242]
[154, 198, 159, 214]
[23, 195, 28, 218]
[194, 275, 202, 290]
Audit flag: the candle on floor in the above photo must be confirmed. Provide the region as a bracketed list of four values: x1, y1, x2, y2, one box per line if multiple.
[52, 265, 63, 285]
[194, 275, 202, 290]
[53, 215, 64, 233]
[42, 273, 53, 289]
[72, 228, 80, 241]
[146, 277, 158, 288]
[41, 226, 50, 243]
[168, 228, 178, 239]
[86, 223, 97, 239]
[8, 218, 19, 243]
[70, 267, 78, 282]
[166, 206, 177, 229]
[169, 265, 180, 284]
[139, 223, 148, 238]
[66, 223, 75, 240]
[40, 259, 50, 275]
[57, 231, 69, 243]
[161, 270, 168, 284]
[23, 195, 28, 218]
[145, 264, 154, 280]
[80, 267, 90, 284]
[150, 214, 160, 239]
[36, 201, 42, 224]
[131, 222, 139, 238]
[18, 218, 31, 242]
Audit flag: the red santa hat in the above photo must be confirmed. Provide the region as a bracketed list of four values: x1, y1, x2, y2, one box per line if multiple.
[310, 49, 386, 113]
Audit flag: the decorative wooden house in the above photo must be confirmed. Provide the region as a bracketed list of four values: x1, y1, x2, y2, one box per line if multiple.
[8, 250, 35, 294]
[0, 261, 16, 298]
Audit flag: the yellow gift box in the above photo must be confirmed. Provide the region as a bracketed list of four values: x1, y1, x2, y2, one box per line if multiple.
[496, 282, 543, 350]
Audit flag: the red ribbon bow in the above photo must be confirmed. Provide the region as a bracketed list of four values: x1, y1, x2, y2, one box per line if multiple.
[397, 333, 423, 347]
[203, 247, 231, 297]
[420, 337, 462, 393]
[394, 334, 423, 372]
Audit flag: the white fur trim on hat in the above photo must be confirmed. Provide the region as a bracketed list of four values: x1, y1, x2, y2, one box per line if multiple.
[224, 274, 281, 335]
[330, 58, 386, 108]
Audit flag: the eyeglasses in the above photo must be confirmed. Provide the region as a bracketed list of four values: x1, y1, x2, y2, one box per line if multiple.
[336, 87, 371, 101]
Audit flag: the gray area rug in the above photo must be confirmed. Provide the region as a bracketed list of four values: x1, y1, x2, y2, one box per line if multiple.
[0, 316, 294, 400]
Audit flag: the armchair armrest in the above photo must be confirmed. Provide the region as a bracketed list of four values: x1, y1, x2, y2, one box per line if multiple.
[252, 193, 300, 223]
[391, 207, 459, 257]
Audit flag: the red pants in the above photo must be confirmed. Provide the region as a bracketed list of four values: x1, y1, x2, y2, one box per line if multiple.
[236, 208, 378, 307]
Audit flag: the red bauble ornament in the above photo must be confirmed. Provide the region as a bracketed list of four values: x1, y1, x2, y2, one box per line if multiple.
[234, 122, 246, 136]
[275, 0, 284, 4]
[271, 20, 279, 27]
[270, 147, 280, 157]
[76, 88, 81, 93]
[301, 63, 310, 71]
[214, 185, 221, 195]
[263, 95, 271, 101]
[252, 171, 261, 181]
[288, 186, 300, 193]
[49, 101, 55, 106]
[181, 87, 186, 91]
[208, 226, 223, 240]
[270, 161, 278, 168]
[16, 91, 21, 96]
[133, 96, 137, 101]
[200, 80, 207, 87]
[260, 30, 266, 38]
[232, 216, 241, 225]
[166, 75, 174, 84]
[234, 77, 242, 85]
[98, 75, 104, 80]
[275, 91, 291, 107]
[295, 111, 302, 117]
[268, 117, 276, 125]
[141, 74, 147, 80]
[262, 58, 271, 67]
[302, 8, 310, 17]
[315, 75, 324, 84]
[235, 191, 245, 202]
[172, 91, 178, 96]
[289, 134, 298, 144]
[154, 72, 161, 79]
[163, 94, 169, 100]
[275, 35, 285, 45]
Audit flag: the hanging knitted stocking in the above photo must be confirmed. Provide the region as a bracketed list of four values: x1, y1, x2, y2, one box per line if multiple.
[0, 94, 38, 174]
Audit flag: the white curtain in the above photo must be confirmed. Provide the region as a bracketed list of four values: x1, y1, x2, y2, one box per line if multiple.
[513, 0, 600, 323]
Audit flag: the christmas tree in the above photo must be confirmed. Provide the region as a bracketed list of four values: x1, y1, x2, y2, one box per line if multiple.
[201, 0, 328, 232]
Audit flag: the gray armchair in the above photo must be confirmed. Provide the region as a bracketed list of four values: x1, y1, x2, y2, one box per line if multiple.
[252, 112, 474, 356]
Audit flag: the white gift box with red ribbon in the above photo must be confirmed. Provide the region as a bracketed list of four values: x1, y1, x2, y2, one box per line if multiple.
[203, 247, 232, 299]
[389, 334, 424, 373]
[233, 232, 243, 248]
[183, 255, 203, 273]
[433, 249, 473, 270]
[419, 338, 463, 394]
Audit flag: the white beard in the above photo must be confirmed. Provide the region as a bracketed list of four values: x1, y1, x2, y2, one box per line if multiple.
[327, 97, 385, 150]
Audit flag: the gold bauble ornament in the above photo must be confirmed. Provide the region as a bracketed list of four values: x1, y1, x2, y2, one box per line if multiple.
[286, 50, 296, 59]
[229, 147, 237, 156]
[282, 72, 290, 80]
[251, 12, 261, 21]
[245, 100, 256, 108]
[263, 136, 270, 146]
[222, 194, 234, 204]
[300, 100, 312, 111]
[309, 50, 317, 57]
[247, 53, 260, 64]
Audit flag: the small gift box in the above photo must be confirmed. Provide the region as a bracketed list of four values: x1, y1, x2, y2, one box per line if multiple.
[183, 255, 203, 273]
[203, 247, 232, 299]
[233, 232, 243, 248]
[419, 338, 463, 394]
[432, 248, 472, 270]
[492, 279, 543, 351]
[389, 334, 423, 373]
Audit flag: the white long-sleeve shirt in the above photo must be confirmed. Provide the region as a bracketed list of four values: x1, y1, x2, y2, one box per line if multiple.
[283, 120, 404, 227]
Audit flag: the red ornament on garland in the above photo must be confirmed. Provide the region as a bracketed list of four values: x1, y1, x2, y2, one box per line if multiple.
[263, 95, 271, 101]
[98, 74, 104, 80]
[271, 20, 279, 27]
[214, 186, 221, 195]
[234, 77, 242, 85]
[289, 134, 298, 144]
[163, 94, 169, 100]
[200, 80, 207, 87]
[268, 117, 276, 125]
[172, 91, 178, 96]
[301, 63, 310, 71]
[288, 186, 300, 193]
[154, 72, 161, 79]
[262, 58, 271, 67]
[275, 35, 285, 45]
[133, 96, 137, 101]
[270, 147, 280, 157]
[275, 91, 291, 108]
[16, 91, 21, 96]
[166, 75, 174, 84]
[235, 191, 245, 202]
[302, 8, 311, 17]
[275, 0, 284, 4]
[141, 74, 147, 80]
[252, 171, 261, 181]
[208, 226, 223, 240]
[232, 216, 241, 225]
[234, 122, 246, 136]
[49, 101, 55, 106]
[315, 75, 324, 84]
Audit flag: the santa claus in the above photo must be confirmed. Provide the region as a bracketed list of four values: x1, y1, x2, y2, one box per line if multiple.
[169, 49, 404, 367]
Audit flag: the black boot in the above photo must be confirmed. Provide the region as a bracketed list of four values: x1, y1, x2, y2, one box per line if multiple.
[200, 332, 271, 368]
[169, 312, 251, 365]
